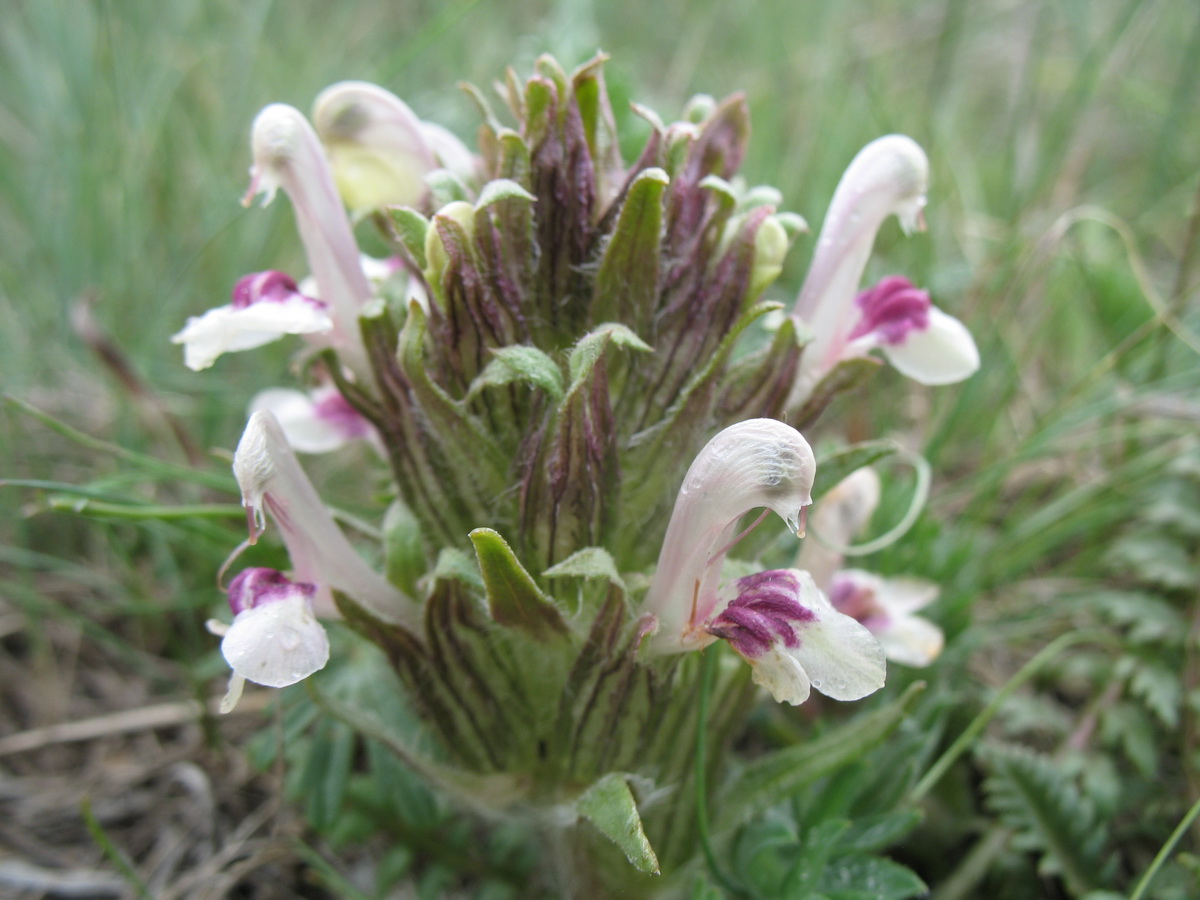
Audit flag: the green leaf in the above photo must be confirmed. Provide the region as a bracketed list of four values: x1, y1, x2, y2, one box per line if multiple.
[299, 718, 355, 832]
[433, 546, 484, 589]
[383, 499, 426, 597]
[577, 772, 660, 875]
[978, 742, 1110, 895]
[475, 177, 536, 209]
[1109, 533, 1195, 590]
[836, 811, 922, 854]
[543, 546, 627, 592]
[698, 173, 738, 206]
[426, 168, 471, 207]
[1091, 590, 1184, 645]
[467, 345, 565, 402]
[1124, 656, 1182, 728]
[469, 528, 568, 639]
[568, 323, 652, 385]
[818, 855, 928, 900]
[813, 440, 901, 501]
[780, 820, 850, 897]
[386, 207, 429, 269]
[792, 356, 881, 430]
[717, 682, 925, 831]
[592, 168, 668, 333]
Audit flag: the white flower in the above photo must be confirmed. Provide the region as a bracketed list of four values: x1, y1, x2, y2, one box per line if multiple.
[643, 418, 816, 654]
[707, 569, 886, 705]
[214, 567, 330, 712]
[233, 410, 419, 630]
[244, 103, 378, 381]
[799, 466, 945, 667]
[787, 136, 978, 403]
[828, 570, 944, 667]
[249, 383, 375, 454]
[171, 271, 331, 371]
[841, 276, 979, 386]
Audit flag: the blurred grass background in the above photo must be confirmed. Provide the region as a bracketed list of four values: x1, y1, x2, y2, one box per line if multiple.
[1, 0, 1198, 897]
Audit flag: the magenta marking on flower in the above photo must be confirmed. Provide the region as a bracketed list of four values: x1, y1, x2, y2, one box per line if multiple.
[227, 567, 317, 615]
[708, 570, 815, 658]
[848, 275, 931, 346]
[312, 389, 374, 439]
[231, 270, 325, 310]
[828, 573, 876, 618]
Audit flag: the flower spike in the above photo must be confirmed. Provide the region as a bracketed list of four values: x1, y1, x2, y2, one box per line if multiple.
[233, 409, 419, 631]
[245, 104, 376, 380]
[644, 418, 816, 653]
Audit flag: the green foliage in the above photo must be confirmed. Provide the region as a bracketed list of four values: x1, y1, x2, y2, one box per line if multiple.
[977, 742, 1112, 896]
[5, 1, 1200, 898]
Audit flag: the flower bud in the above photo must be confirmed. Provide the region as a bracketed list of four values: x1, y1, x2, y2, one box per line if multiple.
[747, 214, 791, 300]
[313, 81, 439, 216]
[423, 200, 476, 287]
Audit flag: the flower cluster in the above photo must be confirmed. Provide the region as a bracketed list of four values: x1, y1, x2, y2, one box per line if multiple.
[177, 54, 976, 863]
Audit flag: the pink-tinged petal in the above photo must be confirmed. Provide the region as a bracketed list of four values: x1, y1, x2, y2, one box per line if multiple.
[847, 275, 931, 345]
[713, 569, 885, 705]
[233, 410, 419, 631]
[787, 135, 929, 405]
[878, 306, 979, 385]
[829, 569, 943, 668]
[783, 577, 886, 701]
[171, 271, 331, 371]
[644, 420, 816, 653]
[221, 594, 329, 689]
[873, 613, 944, 668]
[246, 104, 374, 380]
[171, 299, 333, 371]
[249, 385, 374, 454]
[797, 467, 882, 588]
[313, 81, 438, 215]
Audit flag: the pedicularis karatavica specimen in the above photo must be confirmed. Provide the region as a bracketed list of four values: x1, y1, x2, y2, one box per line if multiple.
[177, 54, 978, 887]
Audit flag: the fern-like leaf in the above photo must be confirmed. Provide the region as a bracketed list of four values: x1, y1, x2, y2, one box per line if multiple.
[977, 742, 1112, 897]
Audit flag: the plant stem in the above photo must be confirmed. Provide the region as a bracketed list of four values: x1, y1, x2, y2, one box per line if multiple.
[695, 644, 744, 898]
[1128, 794, 1200, 900]
[909, 629, 1115, 803]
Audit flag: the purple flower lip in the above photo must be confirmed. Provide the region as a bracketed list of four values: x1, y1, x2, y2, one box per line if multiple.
[707, 569, 815, 659]
[227, 567, 316, 615]
[848, 275, 931, 346]
[231, 270, 325, 310]
[312, 389, 374, 439]
[828, 574, 880, 622]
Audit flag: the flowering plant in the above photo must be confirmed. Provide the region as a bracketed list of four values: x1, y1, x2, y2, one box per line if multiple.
[176, 54, 977, 895]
